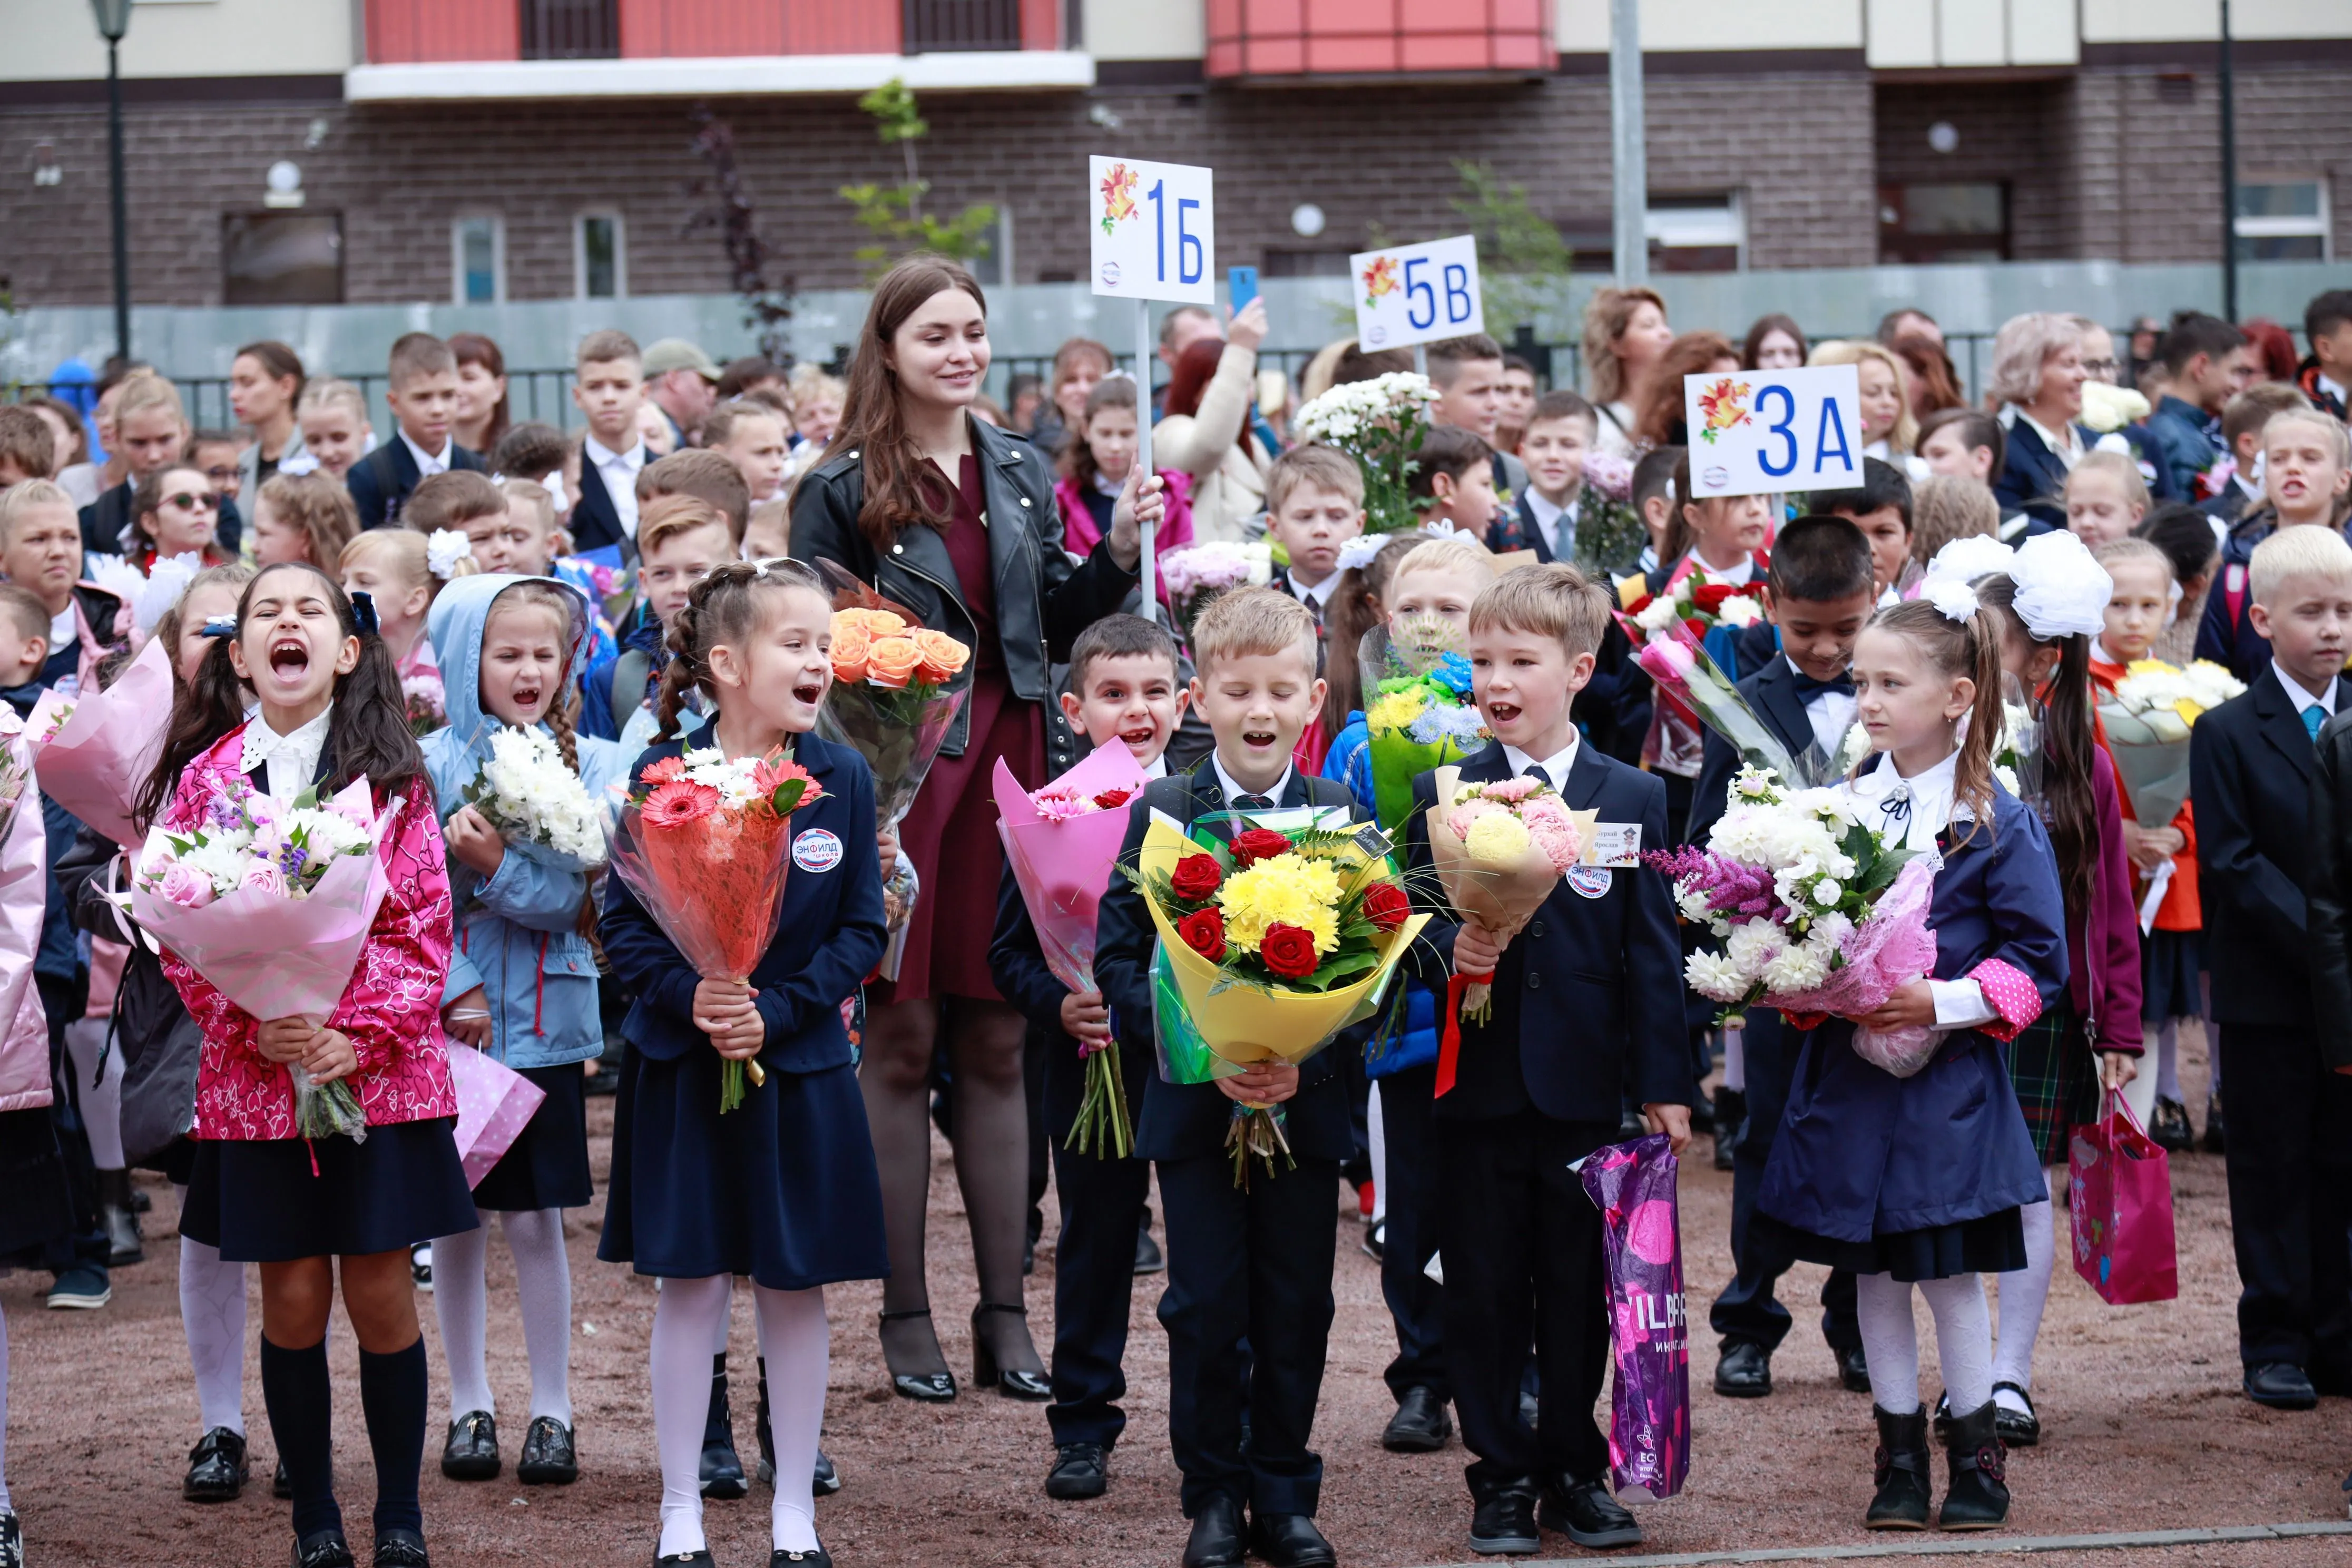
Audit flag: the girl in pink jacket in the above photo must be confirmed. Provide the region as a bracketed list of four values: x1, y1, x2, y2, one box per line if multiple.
[139, 561, 473, 1568]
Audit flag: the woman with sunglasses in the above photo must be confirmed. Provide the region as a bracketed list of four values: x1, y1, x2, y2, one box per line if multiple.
[129, 465, 232, 575]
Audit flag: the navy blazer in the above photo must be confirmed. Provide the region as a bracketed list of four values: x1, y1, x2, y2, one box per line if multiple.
[1758, 773, 2065, 1241]
[79, 478, 244, 558]
[1684, 652, 1822, 847]
[1093, 763, 1360, 1163]
[569, 452, 632, 556]
[600, 732, 887, 1073]
[2192, 667, 2324, 1027]
[1992, 417, 2076, 533]
[345, 436, 486, 531]
[1484, 492, 1560, 563]
[1403, 740, 1688, 1122]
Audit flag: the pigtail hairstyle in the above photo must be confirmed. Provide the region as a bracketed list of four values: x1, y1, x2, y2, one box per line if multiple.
[1865, 597, 2006, 848]
[1971, 572, 2098, 926]
[655, 556, 831, 742]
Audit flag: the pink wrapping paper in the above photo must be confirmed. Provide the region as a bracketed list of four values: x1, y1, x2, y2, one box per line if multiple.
[992, 745, 1150, 994]
[129, 780, 397, 1022]
[1767, 854, 1945, 1078]
[25, 634, 172, 848]
[449, 1046, 548, 1187]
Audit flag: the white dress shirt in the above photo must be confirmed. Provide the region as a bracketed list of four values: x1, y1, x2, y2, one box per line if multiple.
[1841, 749, 1997, 1029]
[2273, 662, 2338, 724]
[241, 704, 334, 803]
[584, 436, 648, 540]
[1283, 571, 1340, 617]
[1500, 733, 1581, 792]
[1681, 550, 1757, 586]
[1787, 655, 1858, 758]
[1211, 753, 1292, 808]
[2321, 373, 2348, 412]
[1524, 489, 1579, 561]
[1141, 755, 1170, 782]
[399, 430, 454, 478]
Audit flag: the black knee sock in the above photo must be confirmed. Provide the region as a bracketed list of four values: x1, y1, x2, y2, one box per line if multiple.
[260, 1336, 341, 1541]
[357, 1337, 428, 1537]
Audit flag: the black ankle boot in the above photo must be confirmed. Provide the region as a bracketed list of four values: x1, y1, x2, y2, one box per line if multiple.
[1936, 1402, 2009, 1530]
[754, 1356, 776, 1486]
[701, 1355, 747, 1501]
[1865, 1406, 1932, 1530]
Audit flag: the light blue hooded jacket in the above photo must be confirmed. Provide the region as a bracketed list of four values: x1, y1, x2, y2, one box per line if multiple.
[422, 573, 630, 1069]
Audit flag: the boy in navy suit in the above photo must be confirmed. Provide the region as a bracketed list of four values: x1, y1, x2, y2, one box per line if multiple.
[570, 329, 652, 554]
[1404, 563, 1691, 1556]
[1486, 391, 1596, 563]
[990, 614, 1188, 1505]
[1265, 445, 1363, 628]
[1809, 458, 1914, 603]
[2191, 524, 2352, 1409]
[346, 332, 486, 530]
[1096, 588, 1361, 1568]
[1683, 518, 1877, 1402]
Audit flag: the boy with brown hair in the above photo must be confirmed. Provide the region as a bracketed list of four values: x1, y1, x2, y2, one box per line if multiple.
[571, 329, 649, 553]
[348, 332, 486, 529]
[2205, 383, 2315, 525]
[405, 470, 550, 576]
[0, 406, 57, 486]
[1426, 333, 1529, 504]
[1489, 390, 1596, 562]
[637, 448, 751, 549]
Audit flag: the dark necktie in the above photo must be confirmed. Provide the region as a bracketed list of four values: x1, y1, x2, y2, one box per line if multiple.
[1520, 762, 1551, 789]
[1791, 670, 1856, 701]
[1232, 793, 1274, 811]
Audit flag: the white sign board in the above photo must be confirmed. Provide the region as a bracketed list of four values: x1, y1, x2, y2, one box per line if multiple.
[1348, 235, 1484, 352]
[1089, 155, 1216, 305]
[1682, 364, 1864, 498]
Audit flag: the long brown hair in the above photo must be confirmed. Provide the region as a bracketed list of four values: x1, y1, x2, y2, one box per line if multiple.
[448, 331, 511, 454]
[1634, 332, 1737, 449]
[820, 254, 988, 553]
[1059, 375, 1139, 495]
[1864, 597, 2007, 849]
[1971, 573, 2098, 925]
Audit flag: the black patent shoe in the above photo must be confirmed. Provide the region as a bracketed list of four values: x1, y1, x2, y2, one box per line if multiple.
[373, 1526, 430, 1567]
[971, 1302, 1052, 1400]
[185, 1425, 251, 1502]
[769, 1551, 830, 1568]
[1713, 1340, 1771, 1398]
[1381, 1385, 1452, 1452]
[0, 1508, 21, 1568]
[1936, 1402, 2010, 1530]
[879, 1308, 957, 1402]
[2149, 1096, 2194, 1152]
[439, 1410, 501, 1481]
[1045, 1440, 1108, 1500]
[1134, 1222, 1165, 1275]
[1836, 1342, 1872, 1394]
[516, 1416, 577, 1485]
[1536, 1475, 1643, 1549]
[654, 1553, 714, 1566]
[812, 1449, 841, 1496]
[1182, 1496, 1246, 1568]
[293, 1528, 357, 1568]
[1467, 1483, 1540, 1555]
[1991, 1381, 2040, 1447]
[1249, 1512, 1337, 1568]
[1866, 1406, 1932, 1530]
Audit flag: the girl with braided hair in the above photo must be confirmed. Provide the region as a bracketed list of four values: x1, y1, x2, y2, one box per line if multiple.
[599, 558, 889, 1567]
[416, 574, 628, 1491]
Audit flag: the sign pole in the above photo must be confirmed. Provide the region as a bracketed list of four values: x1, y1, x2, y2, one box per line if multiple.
[1413, 344, 1427, 377]
[1137, 299, 1159, 624]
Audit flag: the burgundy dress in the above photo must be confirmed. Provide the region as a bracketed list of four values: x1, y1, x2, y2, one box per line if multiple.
[881, 454, 1045, 1005]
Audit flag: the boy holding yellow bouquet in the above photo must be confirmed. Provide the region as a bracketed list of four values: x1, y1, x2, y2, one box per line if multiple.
[1096, 587, 1399, 1568]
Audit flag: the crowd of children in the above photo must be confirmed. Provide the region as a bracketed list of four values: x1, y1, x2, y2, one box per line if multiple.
[0, 282, 2348, 1568]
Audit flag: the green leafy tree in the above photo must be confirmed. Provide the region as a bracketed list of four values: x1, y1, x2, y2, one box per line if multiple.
[838, 79, 996, 279]
[1448, 160, 1574, 337]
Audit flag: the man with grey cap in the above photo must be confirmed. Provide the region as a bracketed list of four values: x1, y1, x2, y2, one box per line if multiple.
[642, 338, 721, 449]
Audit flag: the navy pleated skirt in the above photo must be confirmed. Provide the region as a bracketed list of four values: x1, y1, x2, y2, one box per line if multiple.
[181, 1117, 479, 1262]
[1750, 1206, 2028, 1283]
[471, 1064, 593, 1213]
[598, 1044, 887, 1291]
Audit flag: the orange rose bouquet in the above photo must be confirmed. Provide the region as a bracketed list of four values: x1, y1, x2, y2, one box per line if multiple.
[816, 601, 972, 831]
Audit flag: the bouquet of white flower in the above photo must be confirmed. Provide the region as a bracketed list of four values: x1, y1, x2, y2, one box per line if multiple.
[460, 726, 607, 867]
[1160, 540, 1275, 643]
[2098, 657, 2246, 826]
[1291, 371, 1442, 534]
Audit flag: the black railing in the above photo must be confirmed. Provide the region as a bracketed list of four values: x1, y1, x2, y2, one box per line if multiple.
[904, 0, 1023, 53]
[521, 0, 620, 61]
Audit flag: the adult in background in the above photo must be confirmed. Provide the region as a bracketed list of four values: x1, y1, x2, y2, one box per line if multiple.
[1890, 332, 1964, 424]
[1809, 339, 1919, 467]
[1031, 337, 1113, 461]
[1741, 313, 1807, 372]
[642, 339, 721, 450]
[1876, 307, 1942, 348]
[448, 332, 511, 460]
[227, 340, 306, 499]
[1154, 298, 1273, 544]
[715, 356, 787, 402]
[1632, 332, 1739, 452]
[1988, 311, 2091, 533]
[791, 254, 1158, 1404]
[1153, 305, 1220, 418]
[1581, 286, 1674, 459]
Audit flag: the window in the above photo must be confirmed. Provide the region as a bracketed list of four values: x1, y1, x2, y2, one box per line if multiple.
[967, 209, 1013, 286]
[576, 213, 624, 300]
[222, 212, 342, 306]
[2236, 179, 2329, 262]
[904, 0, 1023, 52]
[452, 216, 503, 305]
[522, 0, 620, 60]
[1647, 193, 1743, 274]
[1877, 181, 2009, 264]
[1262, 250, 1350, 279]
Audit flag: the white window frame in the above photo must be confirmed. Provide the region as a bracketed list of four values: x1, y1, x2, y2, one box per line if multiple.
[2235, 177, 2330, 262]
[575, 211, 628, 301]
[450, 214, 505, 305]
[1645, 191, 1746, 272]
[970, 205, 1014, 287]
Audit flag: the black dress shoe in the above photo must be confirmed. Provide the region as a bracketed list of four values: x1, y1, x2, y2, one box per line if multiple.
[972, 1302, 1052, 1400]
[2149, 1096, 2194, 1152]
[1711, 1087, 1745, 1171]
[1713, 1340, 1771, 1398]
[1467, 1484, 1540, 1555]
[2246, 1361, 2318, 1409]
[1360, 1219, 1386, 1264]
[1536, 1476, 1643, 1549]
[1134, 1224, 1165, 1275]
[812, 1449, 841, 1496]
[1836, 1343, 1872, 1394]
[1182, 1495, 1246, 1568]
[293, 1530, 357, 1568]
[516, 1416, 577, 1484]
[1991, 1381, 2040, 1447]
[274, 1456, 293, 1500]
[768, 1551, 830, 1567]
[373, 1527, 431, 1567]
[184, 1425, 251, 1502]
[1248, 1512, 1337, 1568]
[1045, 1440, 1109, 1500]
[879, 1309, 957, 1402]
[439, 1410, 501, 1481]
[654, 1554, 714, 1566]
[1381, 1386, 1452, 1452]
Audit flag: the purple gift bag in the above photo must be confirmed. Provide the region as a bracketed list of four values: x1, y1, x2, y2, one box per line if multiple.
[1578, 1133, 1690, 1502]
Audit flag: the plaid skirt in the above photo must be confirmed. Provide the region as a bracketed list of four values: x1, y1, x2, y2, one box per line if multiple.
[2004, 1004, 2099, 1167]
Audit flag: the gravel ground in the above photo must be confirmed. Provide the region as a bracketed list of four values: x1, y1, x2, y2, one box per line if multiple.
[8, 1028, 2351, 1567]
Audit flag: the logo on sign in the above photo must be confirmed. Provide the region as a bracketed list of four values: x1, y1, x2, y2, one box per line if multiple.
[792, 829, 843, 874]
[1568, 865, 1613, 899]
[1099, 261, 1121, 287]
[1366, 324, 1387, 346]
[1703, 465, 1730, 488]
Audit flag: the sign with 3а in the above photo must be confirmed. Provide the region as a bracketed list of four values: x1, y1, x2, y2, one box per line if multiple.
[1681, 364, 1864, 498]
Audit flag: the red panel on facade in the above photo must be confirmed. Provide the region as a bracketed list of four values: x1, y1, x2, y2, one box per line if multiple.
[367, 0, 521, 64]
[620, 0, 789, 56]
[1020, 0, 1060, 49]
[786, 0, 900, 53]
[1206, 0, 1549, 77]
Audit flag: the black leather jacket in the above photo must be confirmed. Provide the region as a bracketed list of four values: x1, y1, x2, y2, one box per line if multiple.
[789, 417, 1138, 769]
[2306, 711, 2352, 1071]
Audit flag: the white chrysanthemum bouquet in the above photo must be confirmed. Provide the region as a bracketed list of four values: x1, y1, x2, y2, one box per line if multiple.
[460, 726, 606, 867]
[2099, 657, 2245, 826]
[1291, 371, 1442, 534]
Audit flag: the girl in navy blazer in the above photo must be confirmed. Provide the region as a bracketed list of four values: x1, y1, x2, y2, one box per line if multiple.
[1753, 597, 2067, 1534]
[599, 559, 888, 1568]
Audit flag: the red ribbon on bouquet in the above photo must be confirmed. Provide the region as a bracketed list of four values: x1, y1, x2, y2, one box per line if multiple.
[1434, 968, 1489, 1097]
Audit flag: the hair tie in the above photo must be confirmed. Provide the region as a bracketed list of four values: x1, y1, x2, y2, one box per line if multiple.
[1335, 535, 1384, 575]
[426, 529, 474, 581]
[199, 614, 237, 639]
[349, 591, 380, 637]
[1926, 576, 1981, 623]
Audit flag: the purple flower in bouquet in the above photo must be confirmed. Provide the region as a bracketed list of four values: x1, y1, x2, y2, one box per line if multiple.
[1583, 450, 1634, 502]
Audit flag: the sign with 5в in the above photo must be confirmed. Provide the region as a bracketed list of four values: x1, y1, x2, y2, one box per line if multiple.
[1090, 155, 1215, 305]
[1682, 364, 1863, 498]
[1348, 234, 1484, 352]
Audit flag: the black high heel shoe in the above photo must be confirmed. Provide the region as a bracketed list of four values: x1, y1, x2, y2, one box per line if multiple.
[971, 1303, 1052, 1401]
[879, 1309, 957, 1402]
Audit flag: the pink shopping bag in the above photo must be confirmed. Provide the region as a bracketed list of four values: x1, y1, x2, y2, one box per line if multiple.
[2068, 1090, 2178, 1305]
[449, 1047, 547, 1189]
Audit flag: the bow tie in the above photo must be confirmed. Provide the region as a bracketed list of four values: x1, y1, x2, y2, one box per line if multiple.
[1877, 786, 1912, 832]
[1231, 793, 1275, 811]
[1792, 670, 1856, 701]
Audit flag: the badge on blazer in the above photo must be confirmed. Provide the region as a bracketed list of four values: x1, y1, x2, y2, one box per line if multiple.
[1567, 865, 1614, 899]
[792, 828, 844, 873]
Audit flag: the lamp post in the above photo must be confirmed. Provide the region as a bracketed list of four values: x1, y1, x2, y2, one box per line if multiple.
[91, 0, 133, 366]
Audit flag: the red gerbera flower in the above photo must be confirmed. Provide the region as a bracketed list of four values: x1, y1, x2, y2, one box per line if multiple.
[641, 780, 720, 830]
[641, 755, 688, 787]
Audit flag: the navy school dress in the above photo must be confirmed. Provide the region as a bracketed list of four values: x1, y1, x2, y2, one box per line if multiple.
[1752, 771, 2067, 1282]
[596, 731, 890, 1290]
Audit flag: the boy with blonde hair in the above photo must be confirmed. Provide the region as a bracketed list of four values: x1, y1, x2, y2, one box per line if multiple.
[2197, 406, 2352, 680]
[1265, 445, 1364, 624]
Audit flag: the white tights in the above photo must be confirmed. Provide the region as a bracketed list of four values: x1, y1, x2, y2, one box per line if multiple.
[1989, 1174, 2059, 1415]
[175, 1182, 249, 1437]
[652, 1276, 827, 1558]
[432, 1208, 574, 1425]
[1855, 1271, 1993, 1417]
